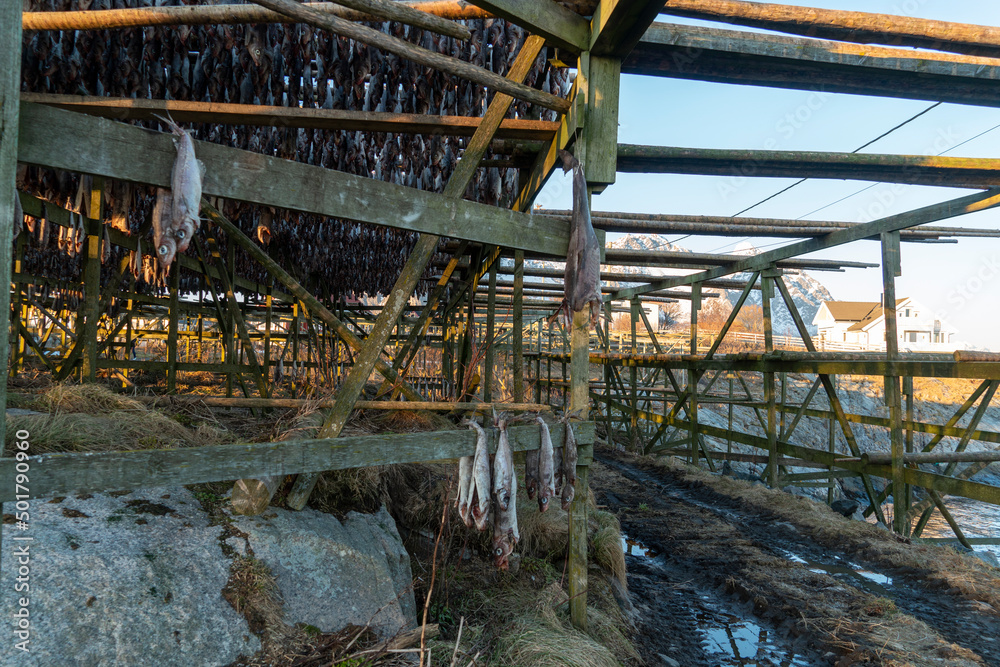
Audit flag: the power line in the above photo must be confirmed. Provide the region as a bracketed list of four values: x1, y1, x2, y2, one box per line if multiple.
[796, 115, 1000, 220]
[730, 101, 942, 219]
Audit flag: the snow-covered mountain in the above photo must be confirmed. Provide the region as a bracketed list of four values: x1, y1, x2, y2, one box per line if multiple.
[498, 233, 834, 335]
[603, 235, 833, 335]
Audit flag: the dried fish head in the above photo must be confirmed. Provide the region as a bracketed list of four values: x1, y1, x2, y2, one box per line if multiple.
[174, 218, 196, 253]
[492, 532, 515, 570]
[156, 234, 177, 269]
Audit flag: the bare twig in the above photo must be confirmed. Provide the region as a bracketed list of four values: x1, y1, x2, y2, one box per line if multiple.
[449, 616, 465, 667]
[420, 479, 452, 667]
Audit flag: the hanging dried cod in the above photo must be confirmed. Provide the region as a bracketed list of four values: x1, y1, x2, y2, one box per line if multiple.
[551, 149, 602, 329]
[155, 114, 205, 252]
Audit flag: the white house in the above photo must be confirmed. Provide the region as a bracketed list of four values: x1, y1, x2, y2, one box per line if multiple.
[812, 297, 959, 351]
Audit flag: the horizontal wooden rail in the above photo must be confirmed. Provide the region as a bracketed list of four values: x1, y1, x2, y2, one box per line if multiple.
[603, 392, 1000, 507]
[135, 396, 552, 412]
[0, 422, 594, 502]
[21, 94, 558, 142]
[542, 350, 1000, 380]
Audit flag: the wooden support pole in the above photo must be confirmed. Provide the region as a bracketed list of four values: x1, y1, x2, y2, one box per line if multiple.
[80, 179, 104, 381]
[264, 278, 273, 393]
[761, 270, 777, 487]
[630, 298, 640, 445]
[167, 261, 180, 393]
[0, 2, 21, 578]
[904, 375, 914, 513]
[568, 307, 590, 631]
[513, 249, 525, 402]
[483, 258, 497, 402]
[10, 234, 26, 376]
[881, 230, 906, 533]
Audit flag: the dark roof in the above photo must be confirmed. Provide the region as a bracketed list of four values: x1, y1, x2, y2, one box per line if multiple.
[823, 301, 879, 322]
[841, 298, 908, 331]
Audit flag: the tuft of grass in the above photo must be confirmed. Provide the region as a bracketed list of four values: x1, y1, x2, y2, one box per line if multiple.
[221, 555, 284, 639]
[5, 410, 229, 454]
[37, 384, 144, 414]
[591, 510, 626, 591]
[492, 584, 622, 667]
[4, 383, 234, 454]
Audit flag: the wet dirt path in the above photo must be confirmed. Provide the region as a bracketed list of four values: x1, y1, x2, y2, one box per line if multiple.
[591, 451, 1000, 666]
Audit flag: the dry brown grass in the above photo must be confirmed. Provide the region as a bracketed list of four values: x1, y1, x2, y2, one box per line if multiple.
[222, 554, 285, 640]
[491, 584, 624, 667]
[5, 386, 233, 454]
[37, 383, 145, 414]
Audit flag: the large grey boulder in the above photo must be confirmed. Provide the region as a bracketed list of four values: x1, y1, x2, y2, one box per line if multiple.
[0, 487, 416, 666]
[228, 504, 416, 637]
[0, 487, 259, 667]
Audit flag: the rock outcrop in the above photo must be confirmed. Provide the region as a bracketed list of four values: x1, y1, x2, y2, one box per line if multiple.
[0, 487, 415, 666]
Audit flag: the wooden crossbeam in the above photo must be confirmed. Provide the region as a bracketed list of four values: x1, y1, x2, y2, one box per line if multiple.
[603, 247, 875, 271]
[613, 188, 1000, 300]
[17, 103, 571, 256]
[627, 23, 1000, 109]
[590, 0, 665, 57]
[22, 1, 490, 31]
[464, 0, 590, 52]
[542, 210, 999, 240]
[21, 94, 559, 141]
[0, 422, 593, 503]
[616, 144, 1000, 189]
[660, 0, 1000, 60]
[545, 351, 1000, 381]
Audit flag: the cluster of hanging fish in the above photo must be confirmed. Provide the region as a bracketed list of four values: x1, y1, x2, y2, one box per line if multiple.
[456, 414, 578, 570]
[149, 115, 205, 274]
[19, 3, 570, 299]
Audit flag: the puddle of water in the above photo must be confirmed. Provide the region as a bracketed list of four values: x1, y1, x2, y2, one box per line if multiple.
[621, 535, 659, 558]
[781, 549, 893, 596]
[696, 610, 811, 667]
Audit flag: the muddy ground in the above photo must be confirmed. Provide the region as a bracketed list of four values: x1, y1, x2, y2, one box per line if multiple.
[591, 450, 1000, 667]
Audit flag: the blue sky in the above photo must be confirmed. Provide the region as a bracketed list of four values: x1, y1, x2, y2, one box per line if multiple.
[535, 1, 1000, 348]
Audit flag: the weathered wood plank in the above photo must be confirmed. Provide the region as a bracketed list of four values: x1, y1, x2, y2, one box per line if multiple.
[627, 23, 1000, 109]
[567, 289, 592, 629]
[137, 396, 552, 411]
[542, 351, 1000, 381]
[0, 0, 17, 564]
[660, 0, 1000, 60]
[464, 0, 589, 52]
[0, 423, 595, 503]
[616, 144, 1000, 189]
[295, 0, 473, 39]
[613, 188, 1000, 299]
[21, 94, 558, 141]
[17, 103, 572, 257]
[590, 0, 665, 57]
[583, 56, 620, 187]
[23, 1, 489, 30]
